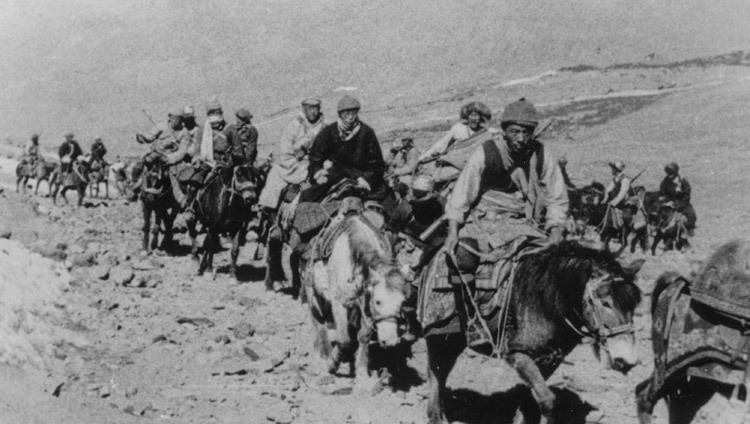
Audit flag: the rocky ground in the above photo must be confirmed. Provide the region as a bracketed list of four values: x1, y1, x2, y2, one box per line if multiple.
[1, 51, 750, 424]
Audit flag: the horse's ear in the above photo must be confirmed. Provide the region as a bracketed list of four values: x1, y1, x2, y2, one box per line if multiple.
[622, 258, 646, 277]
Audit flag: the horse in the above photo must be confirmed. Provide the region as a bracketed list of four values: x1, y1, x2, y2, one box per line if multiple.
[88, 158, 109, 199]
[303, 211, 408, 390]
[637, 240, 750, 424]
[139, 159, 178, 252]
[649, 199, 690, 255]
[566, 181, 606, 238]
[52, 160, 89, 207]
[187, 162, 260, 279]
[15, 158, 60, 196]
[422, 241, 643, 424]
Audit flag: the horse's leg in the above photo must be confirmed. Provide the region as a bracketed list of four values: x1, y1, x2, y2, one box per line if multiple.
[229, 229, 240, 280]
[77, 185, 85, 207]
[508, 352, 556, 424]
[353, 319, 377, 390]
[141, 201, 151, 252]
[651, 232, 661, 256]
[104, 181, 109, 199]
[151, 211, 162, 251]
[187, 219, 199, 260]
[328, 301, 351, 374]
[290, 249, 303, 301]
[635, 377, 656, 424]
[34, 178, 42, 196]
[160, 207, 175, 251]
[426, 334, 465, 424]
[60, 187, 69, 205]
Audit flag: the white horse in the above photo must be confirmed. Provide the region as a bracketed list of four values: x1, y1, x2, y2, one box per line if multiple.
[304, 212, 407, 388]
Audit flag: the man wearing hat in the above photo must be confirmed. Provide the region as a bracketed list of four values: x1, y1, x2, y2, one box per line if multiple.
[58, 132, 83, 174]
[90, 137, 108, 165]
[659, 162, 696, 234]
[603, 160, 631, 208]
[418, 101, 493, 183]
[300, 95, 386, 203]
[258, 97, 326, 212]
[225, 108, 258, 165]
[20, 133, 41, 173]
[443, 98, 569, 255]
[196, 99, 238, 166]
[182, 105, 202, 160]
[132, 109, 191, 203]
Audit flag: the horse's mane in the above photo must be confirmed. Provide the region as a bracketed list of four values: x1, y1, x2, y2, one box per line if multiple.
[342, 215, 405, 293]
[515, 241, 641, 320]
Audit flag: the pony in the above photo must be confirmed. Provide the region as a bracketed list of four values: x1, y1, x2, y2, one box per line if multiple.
[304, 213, 408, 389]
[187, 163, 260, 279]
[649, 199, 690, 255]
[422, 241, 643, 424]
[87, 158, 109, 199]
[637, 240, 750, 423]
[15, 158, 59, 196]
[52, 160, 89, 207]
[566, 181, 606, 238]
[138, 158, 178, 252]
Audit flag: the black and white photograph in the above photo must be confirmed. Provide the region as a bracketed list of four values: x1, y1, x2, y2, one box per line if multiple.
[1, 1, 749, 422]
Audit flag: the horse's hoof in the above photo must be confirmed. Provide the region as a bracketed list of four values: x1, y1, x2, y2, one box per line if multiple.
[211, 268, 218, 280]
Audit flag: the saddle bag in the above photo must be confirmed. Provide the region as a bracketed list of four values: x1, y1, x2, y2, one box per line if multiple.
[691, 240, 750, 322]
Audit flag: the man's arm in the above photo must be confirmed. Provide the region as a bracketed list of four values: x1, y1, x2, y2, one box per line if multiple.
[162, 132, 190, 165]
[141, 123, 166, 143]
[539, 149, 569, 229]
[360, 129, 386, 189]
[308, 126, 331, 180]
[246, 126, 258, 164]
[393, 149, 420, 176]
[610, 177, 631, 205]
[444, 147, 486, 224]
[418, 127, 455, 162]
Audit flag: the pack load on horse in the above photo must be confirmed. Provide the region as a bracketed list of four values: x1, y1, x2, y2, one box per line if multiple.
[637, 239, 750, 424]
[301, 190, 408, 389]
[185, 102, 262, 279]
[384, 137, 421, 198]
[53, 133, 89, 207]
[87, 137, 110, 198]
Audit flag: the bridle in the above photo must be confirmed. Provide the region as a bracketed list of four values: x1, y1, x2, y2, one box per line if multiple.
[565, 274, 635, 344]
[142, 164, 169, 196]
[227, 166, 257, 204]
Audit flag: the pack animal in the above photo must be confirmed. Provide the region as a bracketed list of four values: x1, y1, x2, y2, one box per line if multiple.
[187, 163, 260, 280]
[422, 241, 643, 424]
[15, 158, 59, 196]
[637, 240, 750, 423]
[88, 158, 109, 199]
[52, 160, 89, 207]
[649, 198, 690, 255]
[303, 213, 408, 390]
[138, 159, 178, 251]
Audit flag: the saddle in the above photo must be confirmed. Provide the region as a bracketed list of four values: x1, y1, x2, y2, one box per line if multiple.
[417, 235, 545, 331]
[308, 197, 369, 263]
[691, 240, 750, 322]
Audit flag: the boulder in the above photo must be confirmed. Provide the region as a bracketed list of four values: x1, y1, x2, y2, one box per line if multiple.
[110, 265, 134, 285]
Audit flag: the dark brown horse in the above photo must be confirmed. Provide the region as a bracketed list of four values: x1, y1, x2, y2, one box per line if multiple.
[52, 160, 89, 207]
[187, 163, 260, 280]
[422, 241, 643, 424]
[138, 159, 178, 252]
[637, 240, 750, 423]
[649, 199, 690, 255]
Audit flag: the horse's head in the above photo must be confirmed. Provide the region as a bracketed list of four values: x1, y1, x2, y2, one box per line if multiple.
[143, 156, 169, 194]
[581, 257, 644, 374]
[366, 265, 407, 348]
[231, 164, 259, 203]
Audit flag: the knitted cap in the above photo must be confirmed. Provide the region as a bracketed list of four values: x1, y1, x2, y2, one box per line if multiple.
[501, 98, 539, 128]
[337, 95, 361, 113]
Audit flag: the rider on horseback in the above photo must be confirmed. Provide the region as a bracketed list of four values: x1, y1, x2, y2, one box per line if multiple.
[659, 162, 696, 236]
[443, 97, 568, 255]
[21, 133, 41, 170]
[602, 160, 632, 230]
[58, 133, 84, 185]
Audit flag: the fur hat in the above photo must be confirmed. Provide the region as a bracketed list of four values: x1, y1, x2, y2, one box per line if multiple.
[501, 98, 539, 128]
[337, 96, 361, 113]
[206, 99, 222, 113]
[168, 109, 184, 119]
[460, 101, 492, 122]
[65, 133, 75, 141]
[183, 105, 195, 118]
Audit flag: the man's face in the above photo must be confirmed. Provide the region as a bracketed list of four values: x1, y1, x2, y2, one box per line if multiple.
[467, 111, 482, 131]
[168, 116, 183, 130]
[303, 105, 321, 123]
[504, 124, 534, 153]
[339, 109, 359, 126]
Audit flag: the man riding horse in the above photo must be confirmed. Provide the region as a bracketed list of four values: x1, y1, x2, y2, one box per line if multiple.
[659, 162, 696, 237]
[58, 133, 84, 183]
[20, 133, 41, 170]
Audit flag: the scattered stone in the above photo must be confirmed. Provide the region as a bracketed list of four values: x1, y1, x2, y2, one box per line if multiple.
[90, 264, 111, 280]
[125, 387, 138, 398]
[329, 386, 353, 396]
[176, 317, 215, 327]
[0, 227, 11, 239]
[132, 260, 155, 271]
[238, 296, 264, 308]
[70, 252, 96, 267]
[231, 322, 256, 339]
[51, 382, 65, 397]
[243, 346, 261, 361]
[31, 243, 67, 261]
[264, 351, 290, 373]
[316, 375, 335, 386]
[214, 335, 231, 345]
[110, 265, 134, 285]
[266, 411, 294, 424]
[55, 242, 68, 251]
[122, 405, 136, 415]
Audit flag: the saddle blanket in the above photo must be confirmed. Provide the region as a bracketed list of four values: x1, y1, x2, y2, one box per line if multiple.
[416, 235, 544, 332]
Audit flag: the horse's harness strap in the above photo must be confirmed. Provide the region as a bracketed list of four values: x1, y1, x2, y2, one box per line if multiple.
[582, 275, 634, 340]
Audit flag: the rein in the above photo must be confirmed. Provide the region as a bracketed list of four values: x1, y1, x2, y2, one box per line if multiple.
[565, 274, 634, 342]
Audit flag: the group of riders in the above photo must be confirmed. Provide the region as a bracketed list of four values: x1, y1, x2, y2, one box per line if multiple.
[17, 95, 697, 272]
